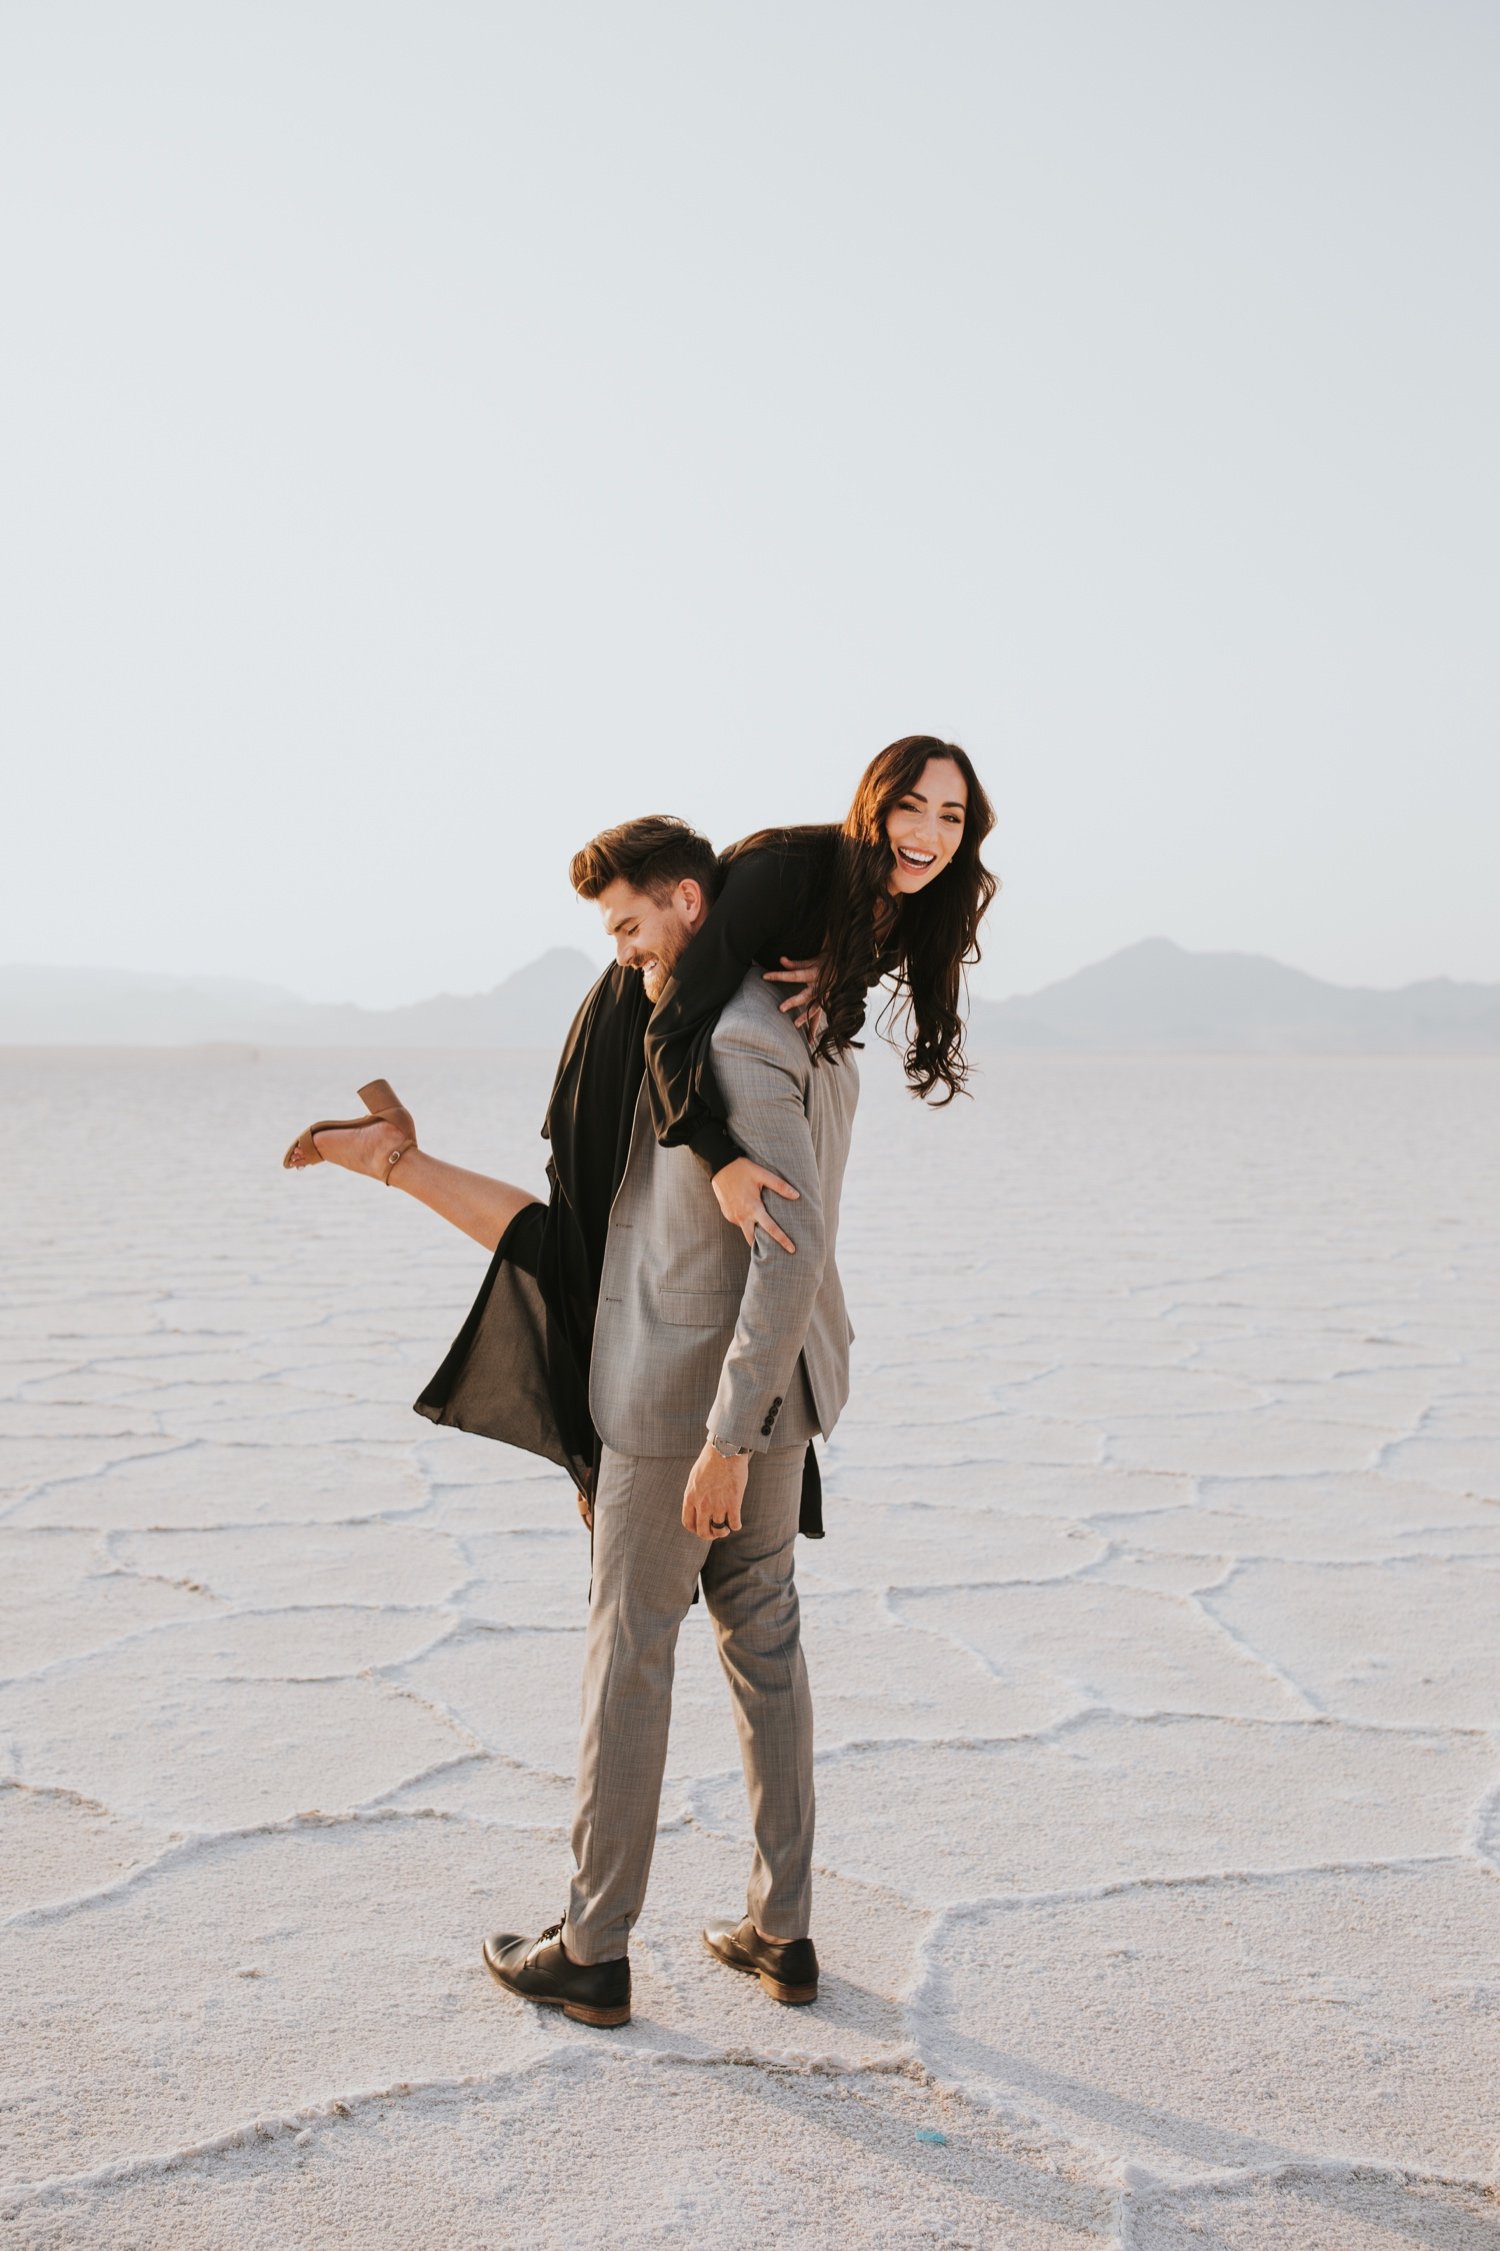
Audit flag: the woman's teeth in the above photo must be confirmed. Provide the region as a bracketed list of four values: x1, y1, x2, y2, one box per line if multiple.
[898, 847, 935, 868]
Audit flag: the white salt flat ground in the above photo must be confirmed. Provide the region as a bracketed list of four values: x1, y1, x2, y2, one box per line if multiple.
[2, 1045, 1499, 2251]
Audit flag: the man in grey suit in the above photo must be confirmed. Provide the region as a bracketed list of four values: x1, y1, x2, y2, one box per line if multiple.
[483, 818, 858, 2029]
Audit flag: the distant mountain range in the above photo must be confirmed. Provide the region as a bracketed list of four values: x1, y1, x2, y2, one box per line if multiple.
[0, 950, 602, 1048]
[969, 939, 1500, 1053]
[3, 939, 1498, 1053]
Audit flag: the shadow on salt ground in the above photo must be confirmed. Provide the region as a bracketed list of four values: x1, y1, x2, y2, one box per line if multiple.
[645, 2061, 1114, 2240]
[1124, 2169, 1500, 2250]
[927, 2018, 1303, 2175]
[4, 2053, 1117, 2251]
[916, 2028, 1500, 2248]
[918, 1865, 1500, 2186]
[919, 2020, 1500, 2247]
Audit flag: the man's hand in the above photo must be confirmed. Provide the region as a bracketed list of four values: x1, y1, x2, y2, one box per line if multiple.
[682, 1443, 751, 1541]
[575, 1488, 593, 1531]
[711, 1155, 800, 1254]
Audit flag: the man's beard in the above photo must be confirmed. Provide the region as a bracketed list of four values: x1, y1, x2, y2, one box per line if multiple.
[639, 939, 684, 1004]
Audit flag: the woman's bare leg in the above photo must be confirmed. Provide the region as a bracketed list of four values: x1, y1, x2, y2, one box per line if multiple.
[308, 1117, 539, 1252]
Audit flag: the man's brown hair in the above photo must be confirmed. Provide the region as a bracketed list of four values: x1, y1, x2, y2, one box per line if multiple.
[569, 814, 718, 903]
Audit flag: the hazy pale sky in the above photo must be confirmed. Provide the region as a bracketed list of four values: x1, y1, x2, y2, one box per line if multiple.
[3, 1, 1496, 1005]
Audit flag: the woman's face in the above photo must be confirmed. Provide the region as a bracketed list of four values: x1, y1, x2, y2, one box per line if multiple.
[884, 756, 968, 896]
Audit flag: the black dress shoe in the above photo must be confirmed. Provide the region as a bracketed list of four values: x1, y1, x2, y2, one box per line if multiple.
[703, 1915, 818, 2005]
[482, 1922, 631, 2027]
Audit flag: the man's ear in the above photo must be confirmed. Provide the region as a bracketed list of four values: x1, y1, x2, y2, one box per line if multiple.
[678, 876, 708, 929]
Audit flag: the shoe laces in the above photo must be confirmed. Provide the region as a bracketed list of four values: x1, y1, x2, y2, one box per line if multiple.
[530, 1919, 565, 1959]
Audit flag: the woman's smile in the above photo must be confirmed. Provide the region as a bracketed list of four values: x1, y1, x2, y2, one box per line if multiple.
[885, 754, 968, 894]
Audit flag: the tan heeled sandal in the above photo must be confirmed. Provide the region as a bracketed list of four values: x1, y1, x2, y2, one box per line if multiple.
[282, 1078, 416, 1182]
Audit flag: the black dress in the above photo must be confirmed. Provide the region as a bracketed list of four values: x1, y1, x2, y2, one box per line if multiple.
[414, 828, 869, 1531]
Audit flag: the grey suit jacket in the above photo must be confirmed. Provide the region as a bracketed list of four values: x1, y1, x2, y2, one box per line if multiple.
[589, 970, 859, 1460]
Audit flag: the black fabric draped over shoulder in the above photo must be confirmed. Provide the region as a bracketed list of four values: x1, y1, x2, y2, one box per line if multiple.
[414, 826, 851, 1533]
[414, 963, 651, 1495]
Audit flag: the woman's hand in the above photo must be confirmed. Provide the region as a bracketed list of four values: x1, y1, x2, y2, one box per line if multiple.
[711, 1155, 800, 1254]
[762, 955, 825, 1032]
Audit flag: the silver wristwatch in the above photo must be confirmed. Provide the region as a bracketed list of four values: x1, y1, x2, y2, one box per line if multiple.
[709, 1435, 751, 1459]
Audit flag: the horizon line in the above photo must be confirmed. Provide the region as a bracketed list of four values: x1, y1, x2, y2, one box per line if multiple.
[2, 935, 1496, 1013]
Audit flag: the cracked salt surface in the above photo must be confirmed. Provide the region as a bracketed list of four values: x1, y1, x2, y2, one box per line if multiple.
[2, 1047, 1499, 2247]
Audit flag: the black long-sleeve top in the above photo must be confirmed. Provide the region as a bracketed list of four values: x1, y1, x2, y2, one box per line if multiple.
[646, 825, 849, 1175]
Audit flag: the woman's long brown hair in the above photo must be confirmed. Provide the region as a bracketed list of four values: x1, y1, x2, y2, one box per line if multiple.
[723, 738, 998, 1100]
[816, 735, 998, 1102]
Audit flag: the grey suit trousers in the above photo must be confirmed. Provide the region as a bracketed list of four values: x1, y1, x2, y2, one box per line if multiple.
[563, 1442, 814, 1964]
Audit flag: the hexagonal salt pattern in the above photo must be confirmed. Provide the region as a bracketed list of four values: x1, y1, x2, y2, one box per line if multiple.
[3, 1046, 1499, 2248]
[915, 1861, 1500, 2178]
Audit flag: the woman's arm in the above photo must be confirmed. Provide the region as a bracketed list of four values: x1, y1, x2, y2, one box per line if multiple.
[647, 847, 816, 1153]
[647, 842, 826, 1249]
